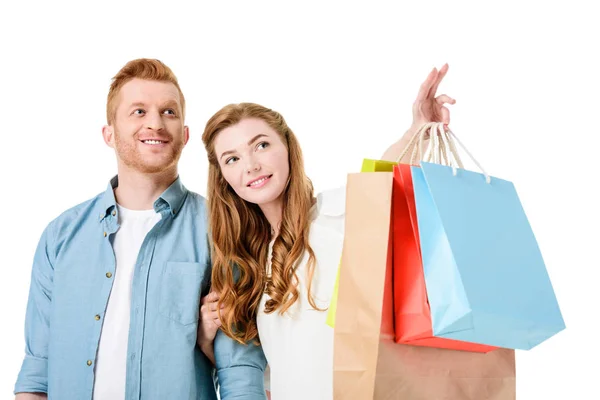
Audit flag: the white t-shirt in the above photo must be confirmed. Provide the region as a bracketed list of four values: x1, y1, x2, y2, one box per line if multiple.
[92, 205, 161, 400]
[257, 187, 346, 400]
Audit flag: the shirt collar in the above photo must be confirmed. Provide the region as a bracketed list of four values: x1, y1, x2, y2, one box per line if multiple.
[99, 175, 188, 221]
[154, 176, 188, 216]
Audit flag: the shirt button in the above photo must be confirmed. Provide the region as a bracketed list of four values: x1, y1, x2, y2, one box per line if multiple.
[130, 353, 136, 360]
[112, 210, 116, 216]
[103, 231, 107, 237]
[106, 272, 113, 278]
[95, 315, 101, 321]
[87, 360, 93, 366]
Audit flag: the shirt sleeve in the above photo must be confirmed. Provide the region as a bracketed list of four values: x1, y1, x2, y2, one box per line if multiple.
[215, 330, 268, 400]
[14, 223, 56, 394]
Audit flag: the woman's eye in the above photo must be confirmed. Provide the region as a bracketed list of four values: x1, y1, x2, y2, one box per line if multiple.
[257, 141, 270, 150]
[226, 156, 239, 165]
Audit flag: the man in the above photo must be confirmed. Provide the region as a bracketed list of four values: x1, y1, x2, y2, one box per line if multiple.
[14, 58, 267, 399]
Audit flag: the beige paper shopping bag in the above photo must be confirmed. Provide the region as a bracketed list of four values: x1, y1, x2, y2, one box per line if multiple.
[333, 172, 516, 399]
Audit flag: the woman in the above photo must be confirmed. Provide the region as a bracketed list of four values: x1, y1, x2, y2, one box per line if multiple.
[198, 65, 456, 399]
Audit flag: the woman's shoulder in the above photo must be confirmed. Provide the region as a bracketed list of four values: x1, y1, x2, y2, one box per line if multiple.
[314, 186, 346, 218]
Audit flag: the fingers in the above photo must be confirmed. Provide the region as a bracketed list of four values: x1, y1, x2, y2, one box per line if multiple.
[206, 310, 222, 328]
[199, 309, 223, 333]
[203, 309, 221, 322]
[201, 291, 220, 305]
[415, 63, 450, 105]
[428, 63, 449, 99]
[201, 300, 225, 318]
[440, 106, 450, 125]
[435, 94, 455, 105]
[416, 67, 438, 102]
[213, 317, 222, 328]
[199, 290, 226, 336]
[197, 301, 224, 344]
[197, 313, 222, 344]
[200, 303, 224, 318]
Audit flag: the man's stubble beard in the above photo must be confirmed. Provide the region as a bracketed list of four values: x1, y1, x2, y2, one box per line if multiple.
[114, 129, 184, 174]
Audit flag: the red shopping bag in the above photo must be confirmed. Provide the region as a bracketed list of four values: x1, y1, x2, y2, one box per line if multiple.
[393, 163, 496, 352]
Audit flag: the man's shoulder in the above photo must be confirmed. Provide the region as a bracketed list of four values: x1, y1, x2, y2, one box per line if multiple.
[185, 189, 206, 202]
[183, 189, 208, 210]
[46, 191, 105, 233]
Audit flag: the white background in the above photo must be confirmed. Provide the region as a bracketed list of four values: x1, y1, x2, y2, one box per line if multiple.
[1, 1, 598, 398]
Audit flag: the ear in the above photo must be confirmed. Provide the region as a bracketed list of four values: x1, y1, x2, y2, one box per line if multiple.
[183, 125, 190, 145]
[102, 125, 115, 148]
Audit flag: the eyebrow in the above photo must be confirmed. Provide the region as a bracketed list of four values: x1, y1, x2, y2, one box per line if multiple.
[161, 100, 180, 109]
[128, 100, 180, 109]
[220, 134, 268, 160]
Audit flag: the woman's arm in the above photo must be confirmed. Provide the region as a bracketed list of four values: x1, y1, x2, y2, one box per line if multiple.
[381, 64, 455, 163]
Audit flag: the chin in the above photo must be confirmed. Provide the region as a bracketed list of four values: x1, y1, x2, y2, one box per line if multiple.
[141, 155, 178, 169]
[135, 160, 176, 174]
[239, 188, 282, 207]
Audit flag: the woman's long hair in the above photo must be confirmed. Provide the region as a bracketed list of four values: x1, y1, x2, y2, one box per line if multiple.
[202, 103, 320, 344]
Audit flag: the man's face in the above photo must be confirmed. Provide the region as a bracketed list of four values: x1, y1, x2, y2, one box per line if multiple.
[103, 78, 189, 174]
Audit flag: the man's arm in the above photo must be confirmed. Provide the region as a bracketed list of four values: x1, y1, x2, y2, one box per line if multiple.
[14, 224, 55, 397]
[214, 330, 268, 400]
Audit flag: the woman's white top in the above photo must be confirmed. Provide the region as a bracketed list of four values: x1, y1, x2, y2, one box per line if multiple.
[257, 187, 346, 400]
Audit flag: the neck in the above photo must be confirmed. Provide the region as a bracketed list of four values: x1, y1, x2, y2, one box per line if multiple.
[259, 198, 283, 236]
[114, 163, 178, 210]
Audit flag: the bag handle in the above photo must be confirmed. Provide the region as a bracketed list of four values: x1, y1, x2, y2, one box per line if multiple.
[438, 123, 491, 184]
[397, 122, 463, 167]
[398, 122, 491, 184]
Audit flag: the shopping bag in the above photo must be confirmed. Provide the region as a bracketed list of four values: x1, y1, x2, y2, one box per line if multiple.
[325, 159, 397, 328]
[393, 162, 496, 352]
[412, 127, 565, 349]
[333, 172, 516, 399]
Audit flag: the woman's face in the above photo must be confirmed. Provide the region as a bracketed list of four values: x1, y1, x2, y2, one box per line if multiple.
[213, 118, 290, 207]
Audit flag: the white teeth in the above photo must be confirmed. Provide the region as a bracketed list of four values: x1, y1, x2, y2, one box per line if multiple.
[250, 177, 267, 186]
[143, 140, 163, 145]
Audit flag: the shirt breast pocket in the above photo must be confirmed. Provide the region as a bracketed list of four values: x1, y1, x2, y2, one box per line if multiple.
[159, 261, 208, 326]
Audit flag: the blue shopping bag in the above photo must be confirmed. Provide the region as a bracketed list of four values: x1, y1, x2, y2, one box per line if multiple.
[411, 161, 565, 350]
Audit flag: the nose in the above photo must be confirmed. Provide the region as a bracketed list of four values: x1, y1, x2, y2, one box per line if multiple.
[146, 110, 165, 131]
[245, 156, 261, 174]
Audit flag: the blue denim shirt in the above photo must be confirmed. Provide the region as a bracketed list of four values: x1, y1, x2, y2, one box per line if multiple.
[15, 176, 267, 399]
